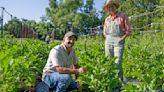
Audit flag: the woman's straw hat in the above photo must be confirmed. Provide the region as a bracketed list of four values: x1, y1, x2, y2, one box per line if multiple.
[103, 0, 119, 12]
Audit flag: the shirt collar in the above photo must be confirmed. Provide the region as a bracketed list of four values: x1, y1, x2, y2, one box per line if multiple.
[61, 43, 73, 55]
[111, 11, 119, 21]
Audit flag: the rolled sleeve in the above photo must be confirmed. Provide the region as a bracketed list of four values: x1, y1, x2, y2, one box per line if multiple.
[124, 15, 131, 35]
[73, 53, 78, 65]
[103, 18, 108, 36]
[71, 49, 78, 65]
[49, 48, 63, 67]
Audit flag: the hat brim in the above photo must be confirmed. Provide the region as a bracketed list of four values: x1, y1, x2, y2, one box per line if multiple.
[64, 34, 78, 40]
[103, 2, 119, 12]
[70, 35, 78, 40]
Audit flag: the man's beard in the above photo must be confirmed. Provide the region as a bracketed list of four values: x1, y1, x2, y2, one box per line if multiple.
[67, 42, 74, 47]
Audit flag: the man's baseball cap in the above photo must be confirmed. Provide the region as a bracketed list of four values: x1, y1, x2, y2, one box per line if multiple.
[64, 31, 78, 40]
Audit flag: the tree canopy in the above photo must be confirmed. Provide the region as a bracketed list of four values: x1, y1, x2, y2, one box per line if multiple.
[3, 0, 164, 39]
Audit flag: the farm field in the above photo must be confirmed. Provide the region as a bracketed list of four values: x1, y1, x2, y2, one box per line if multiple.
[0, 32, 163, 92]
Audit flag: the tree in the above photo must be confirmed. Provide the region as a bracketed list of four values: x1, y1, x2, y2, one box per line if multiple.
[119, 0, 160, 31]
[46, 0, 101, 37]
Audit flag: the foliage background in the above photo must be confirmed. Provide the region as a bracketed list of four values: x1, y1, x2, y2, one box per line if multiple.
[1, 0, 164, 91]
[0, 32, 163, 91]
[3, 0, 164, 39]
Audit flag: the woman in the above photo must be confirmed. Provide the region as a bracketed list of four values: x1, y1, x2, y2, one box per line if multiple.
[103, 0, 131, 82]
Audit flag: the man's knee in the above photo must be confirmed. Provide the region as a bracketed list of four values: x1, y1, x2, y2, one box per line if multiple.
[59, 74, 72, 82]
[36, 81, 49, 92]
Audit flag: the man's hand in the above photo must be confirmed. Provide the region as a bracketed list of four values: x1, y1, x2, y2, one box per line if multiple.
[78, 67, 87, 74]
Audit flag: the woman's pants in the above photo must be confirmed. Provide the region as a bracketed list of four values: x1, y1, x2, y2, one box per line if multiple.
[105, 43, 124, 81]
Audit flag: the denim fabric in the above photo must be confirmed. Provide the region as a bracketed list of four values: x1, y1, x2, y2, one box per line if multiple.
[43, 72, 78, 92]
[36, 81, 49, 92]
[105, 43, 124, 81]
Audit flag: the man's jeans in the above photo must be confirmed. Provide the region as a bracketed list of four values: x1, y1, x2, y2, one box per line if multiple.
[37, 72, 78, 92]
[105, 42, 124, 81]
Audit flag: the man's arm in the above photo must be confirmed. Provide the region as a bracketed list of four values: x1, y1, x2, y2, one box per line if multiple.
[54, 66, 87, 75]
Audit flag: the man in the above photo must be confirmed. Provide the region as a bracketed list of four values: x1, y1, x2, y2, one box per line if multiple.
[39, 31, 87, 92]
